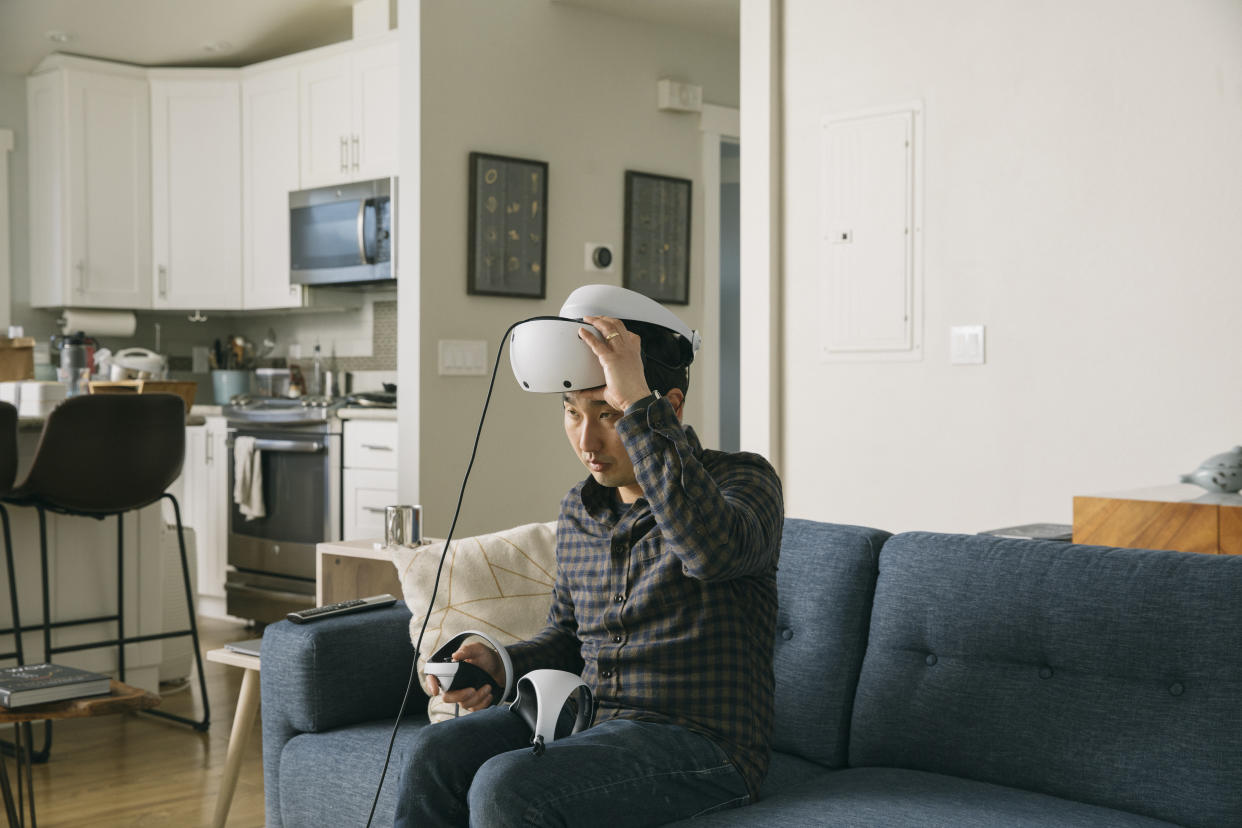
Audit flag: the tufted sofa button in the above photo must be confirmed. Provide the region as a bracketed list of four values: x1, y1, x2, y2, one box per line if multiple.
[1169, 682, 1184, 697]
[1039, 666, 1053, 679]
[925, 654, 937, 666]
[780, 628, 793, 641]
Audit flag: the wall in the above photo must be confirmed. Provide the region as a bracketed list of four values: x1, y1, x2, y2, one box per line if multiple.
[781, 0, 1242, 533]
[0, 74, 27, 330]
[412, 0, 739, 537]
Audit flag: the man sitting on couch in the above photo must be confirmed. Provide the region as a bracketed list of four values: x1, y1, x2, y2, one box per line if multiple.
[394, 293, 784, 827]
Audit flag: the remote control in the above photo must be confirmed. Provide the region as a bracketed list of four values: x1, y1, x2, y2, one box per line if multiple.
[286, 594, 398, 624]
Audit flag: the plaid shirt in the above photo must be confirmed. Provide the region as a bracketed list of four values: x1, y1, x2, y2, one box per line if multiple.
[507, 396, 784, 799]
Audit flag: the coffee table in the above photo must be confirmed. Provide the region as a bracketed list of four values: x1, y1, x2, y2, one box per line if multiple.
[0, 680, 160, 827]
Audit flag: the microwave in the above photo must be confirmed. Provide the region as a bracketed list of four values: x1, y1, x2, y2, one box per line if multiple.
[289, 177, 395, 286]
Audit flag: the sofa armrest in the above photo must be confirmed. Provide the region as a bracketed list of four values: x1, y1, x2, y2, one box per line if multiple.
[261, 601, 426, 827]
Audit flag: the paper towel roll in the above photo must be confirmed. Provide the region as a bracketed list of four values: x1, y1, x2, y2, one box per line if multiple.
[59, 310, 137, 338]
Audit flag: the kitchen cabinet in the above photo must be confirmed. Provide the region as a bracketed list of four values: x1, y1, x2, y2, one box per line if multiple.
[149, 73, 243, 310]
[242, 66, 304, 310]
[180, 417, 232, 619]
[26, 56, 151, 309]
[299, 36, 399, 187]
[342, 417, 398, 541]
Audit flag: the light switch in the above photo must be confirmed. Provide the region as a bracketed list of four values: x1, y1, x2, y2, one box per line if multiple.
[950, 325, 985, 365]
[438, 339, 489, 376]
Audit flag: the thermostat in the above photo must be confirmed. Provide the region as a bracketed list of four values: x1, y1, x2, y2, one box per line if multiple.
[585, 243, 615, 273]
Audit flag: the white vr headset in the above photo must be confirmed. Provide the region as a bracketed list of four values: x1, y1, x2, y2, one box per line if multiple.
[509, 285, 702, 393]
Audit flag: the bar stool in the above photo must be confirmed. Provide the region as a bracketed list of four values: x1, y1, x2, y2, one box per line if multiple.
[3, 393, 210, 733]
[0, 401, 22, 668]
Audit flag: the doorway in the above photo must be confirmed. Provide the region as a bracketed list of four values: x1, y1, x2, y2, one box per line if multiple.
[718, 140, 741, 452]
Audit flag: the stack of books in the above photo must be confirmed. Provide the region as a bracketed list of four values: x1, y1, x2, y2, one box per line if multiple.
[0, 663, 112, 708]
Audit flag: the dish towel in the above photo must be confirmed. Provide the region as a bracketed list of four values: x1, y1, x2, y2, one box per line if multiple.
[233, 436, 265, 520]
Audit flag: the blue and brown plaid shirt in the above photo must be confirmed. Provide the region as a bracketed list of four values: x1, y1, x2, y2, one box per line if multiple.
[507, 396, 784, 799]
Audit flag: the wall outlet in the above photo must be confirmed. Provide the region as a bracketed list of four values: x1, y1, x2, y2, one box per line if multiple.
[950, 325, 986, 365]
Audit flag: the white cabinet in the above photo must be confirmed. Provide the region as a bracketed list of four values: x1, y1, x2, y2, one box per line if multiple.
[242, 66, 304, 310]
[150, 74, 243, 310]
[27, 57, 151, 309]
[180, 417, 231, 618]
[342, 418, 398, 541]
[299, 36, 399, 187]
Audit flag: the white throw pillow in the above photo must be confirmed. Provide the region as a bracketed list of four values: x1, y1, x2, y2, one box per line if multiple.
[391, 521, 557, 723]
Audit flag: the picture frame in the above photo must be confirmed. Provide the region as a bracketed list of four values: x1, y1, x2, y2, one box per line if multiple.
[623, 170, 692, 305]
[467, 152, 549, 299]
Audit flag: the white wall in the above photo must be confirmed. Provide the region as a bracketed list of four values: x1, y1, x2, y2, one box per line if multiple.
[410, 0, 739, 537]
[0, 74, 27, 330]
[782, 0, 1242, 533]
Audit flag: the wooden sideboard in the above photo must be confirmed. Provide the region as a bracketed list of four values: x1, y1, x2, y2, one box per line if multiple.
[1073, 485, 1242, 555]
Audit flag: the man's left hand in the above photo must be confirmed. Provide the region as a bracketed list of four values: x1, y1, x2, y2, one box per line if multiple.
[578, 316, 651, 412]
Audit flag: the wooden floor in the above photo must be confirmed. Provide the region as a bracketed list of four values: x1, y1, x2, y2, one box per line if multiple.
[11, 616, 265, 827]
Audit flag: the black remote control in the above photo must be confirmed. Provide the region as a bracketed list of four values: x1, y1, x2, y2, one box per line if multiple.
[286, 594, 398, 624]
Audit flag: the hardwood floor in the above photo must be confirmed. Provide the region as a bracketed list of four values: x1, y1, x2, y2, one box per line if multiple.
[13, 616, 265, 827]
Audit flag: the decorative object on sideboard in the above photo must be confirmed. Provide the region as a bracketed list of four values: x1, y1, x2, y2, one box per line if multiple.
[1179, 446, 1242, 494]
[467, 152, 548, 299]
[623, 170, 692, 305]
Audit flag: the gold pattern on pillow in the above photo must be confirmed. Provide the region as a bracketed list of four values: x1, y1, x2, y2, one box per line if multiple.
[391, 521, 557, 723]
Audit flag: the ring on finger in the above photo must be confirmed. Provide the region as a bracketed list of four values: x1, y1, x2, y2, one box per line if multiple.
[605, 332, 621, 342]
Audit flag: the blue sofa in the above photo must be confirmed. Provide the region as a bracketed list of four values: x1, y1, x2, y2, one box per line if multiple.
[262, 520, 1242, 827]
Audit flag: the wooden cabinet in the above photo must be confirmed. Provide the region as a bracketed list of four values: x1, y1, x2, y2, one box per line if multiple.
[1073, 485, 1242, 555]
[241, 66, 305, 310]
[180, 417, 232, 618]
[27, 57, 151, 309]
[342, 417, 398, 541]
[299, 36, 399, 187]
[149, 73, 243, 310]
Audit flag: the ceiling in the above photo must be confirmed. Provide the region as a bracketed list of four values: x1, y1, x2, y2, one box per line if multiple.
[0, 0, 738, 78]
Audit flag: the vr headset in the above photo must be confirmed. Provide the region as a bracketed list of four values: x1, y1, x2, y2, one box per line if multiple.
[509, 284, 702, 393]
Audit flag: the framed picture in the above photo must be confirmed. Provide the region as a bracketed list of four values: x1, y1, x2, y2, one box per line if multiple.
[468, 152, 548, 298]
[623, 170, 692, 305]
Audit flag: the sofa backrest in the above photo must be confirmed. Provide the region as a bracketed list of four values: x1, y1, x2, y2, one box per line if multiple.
[849, 531, 1242, 827]
[771, 518, 889, 768]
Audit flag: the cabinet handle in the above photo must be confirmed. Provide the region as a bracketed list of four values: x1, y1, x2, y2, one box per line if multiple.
[352, 134, 360, 171]
[158, 265, 168, 298]
[205, 434, 213, 465]
[363, 506, 386, 514]
[361, 444, 394, 451]
[75, 260, 85, 293]
[340, 136, 349, 173]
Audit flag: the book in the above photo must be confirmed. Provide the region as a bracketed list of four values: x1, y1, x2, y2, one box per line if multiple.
[979, 523, 1074, 542]
[0, 663, 112, 708]
[224, 638, 262, 658]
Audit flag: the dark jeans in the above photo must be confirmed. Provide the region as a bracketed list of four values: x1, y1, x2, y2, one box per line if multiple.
[393, 706, 750, 827]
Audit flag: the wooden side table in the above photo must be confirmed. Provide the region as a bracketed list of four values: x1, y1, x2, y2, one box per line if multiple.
[0, 680, 160, 827]
[1073, 484, 1242, 555]
[205, 647, 260, 828]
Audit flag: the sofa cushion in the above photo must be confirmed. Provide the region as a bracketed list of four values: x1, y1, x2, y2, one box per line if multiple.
[770, 519, 889, 767]
[851, 532, 1242, 828]
[666, 767, 1180, 827]
[278, 720, 428, 827]
[391, 521, 557, 722]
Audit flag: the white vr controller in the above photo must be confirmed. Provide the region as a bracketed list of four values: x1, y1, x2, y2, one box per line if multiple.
[509, 284, 702, 393]
[425, 630, 595, 754]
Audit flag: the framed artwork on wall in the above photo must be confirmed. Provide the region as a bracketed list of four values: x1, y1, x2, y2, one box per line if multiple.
[623, 170, 692, 305]
[467, 152, 548, 298]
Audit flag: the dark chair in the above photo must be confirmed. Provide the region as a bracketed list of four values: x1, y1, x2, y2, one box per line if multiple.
[0, 402, 22, 669]
[3, 394, 210, 733]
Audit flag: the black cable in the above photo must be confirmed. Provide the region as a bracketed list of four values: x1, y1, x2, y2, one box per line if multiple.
[364, 316, 564, 827]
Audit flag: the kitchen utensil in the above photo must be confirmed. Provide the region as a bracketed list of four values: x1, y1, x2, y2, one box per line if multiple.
[212, 369, 251, 404]
[53, 331, 98, 396]
[110, 347, 167, 381]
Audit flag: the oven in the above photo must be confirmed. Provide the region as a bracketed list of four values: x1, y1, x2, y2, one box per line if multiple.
[224, 400, 342, 623]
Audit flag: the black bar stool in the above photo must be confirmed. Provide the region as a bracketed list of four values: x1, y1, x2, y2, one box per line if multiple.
[2, 393, 210, 733]
[0, 401, 23, 668]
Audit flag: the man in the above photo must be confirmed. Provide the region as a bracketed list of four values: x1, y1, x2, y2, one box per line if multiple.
[395, 310, 783, 827]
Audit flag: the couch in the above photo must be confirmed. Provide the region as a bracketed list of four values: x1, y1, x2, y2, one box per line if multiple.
[261, 520, 1242, 827]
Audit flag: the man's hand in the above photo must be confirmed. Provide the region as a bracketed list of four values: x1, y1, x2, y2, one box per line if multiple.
[578, 315, 651, 412]
[425, 641, 507, 711]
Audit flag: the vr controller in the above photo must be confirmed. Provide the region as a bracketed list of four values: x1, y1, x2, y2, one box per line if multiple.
[426, 630, 595, 754]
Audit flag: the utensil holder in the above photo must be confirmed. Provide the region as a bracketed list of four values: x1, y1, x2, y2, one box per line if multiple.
[211, 370, 251, 404]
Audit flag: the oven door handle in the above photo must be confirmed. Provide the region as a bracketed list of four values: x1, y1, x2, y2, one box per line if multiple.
[252, 438, 325, 453]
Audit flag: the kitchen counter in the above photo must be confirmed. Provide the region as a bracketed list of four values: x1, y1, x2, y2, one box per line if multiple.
[336, 406, 397, 421]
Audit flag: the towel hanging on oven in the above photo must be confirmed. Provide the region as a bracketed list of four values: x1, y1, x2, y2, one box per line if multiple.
[233, 436, 265, 520]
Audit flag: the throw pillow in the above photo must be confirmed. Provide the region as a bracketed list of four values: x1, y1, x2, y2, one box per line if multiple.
[391, 521, 557, 723]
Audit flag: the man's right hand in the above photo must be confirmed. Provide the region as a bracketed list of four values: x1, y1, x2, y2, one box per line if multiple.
[425, 640, 506, 711]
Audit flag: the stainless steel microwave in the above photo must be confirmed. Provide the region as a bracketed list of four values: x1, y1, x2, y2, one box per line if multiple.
[289, 176, 396, 286]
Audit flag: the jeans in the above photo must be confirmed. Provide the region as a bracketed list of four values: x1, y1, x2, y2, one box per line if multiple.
[393, 706, 750, 827]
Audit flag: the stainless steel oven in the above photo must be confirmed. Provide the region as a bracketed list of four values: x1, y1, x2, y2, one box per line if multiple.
[224, 398, 342, 622]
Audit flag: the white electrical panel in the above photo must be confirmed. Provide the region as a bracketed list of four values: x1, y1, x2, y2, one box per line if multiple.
[820, 103, 923, 362]
[438, 339, 489, 376]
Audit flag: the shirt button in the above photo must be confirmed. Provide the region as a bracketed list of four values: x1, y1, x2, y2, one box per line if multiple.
[601, 670, 613, 678]
[613, 594, 624, 603]
[612, 635, 623, 643]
